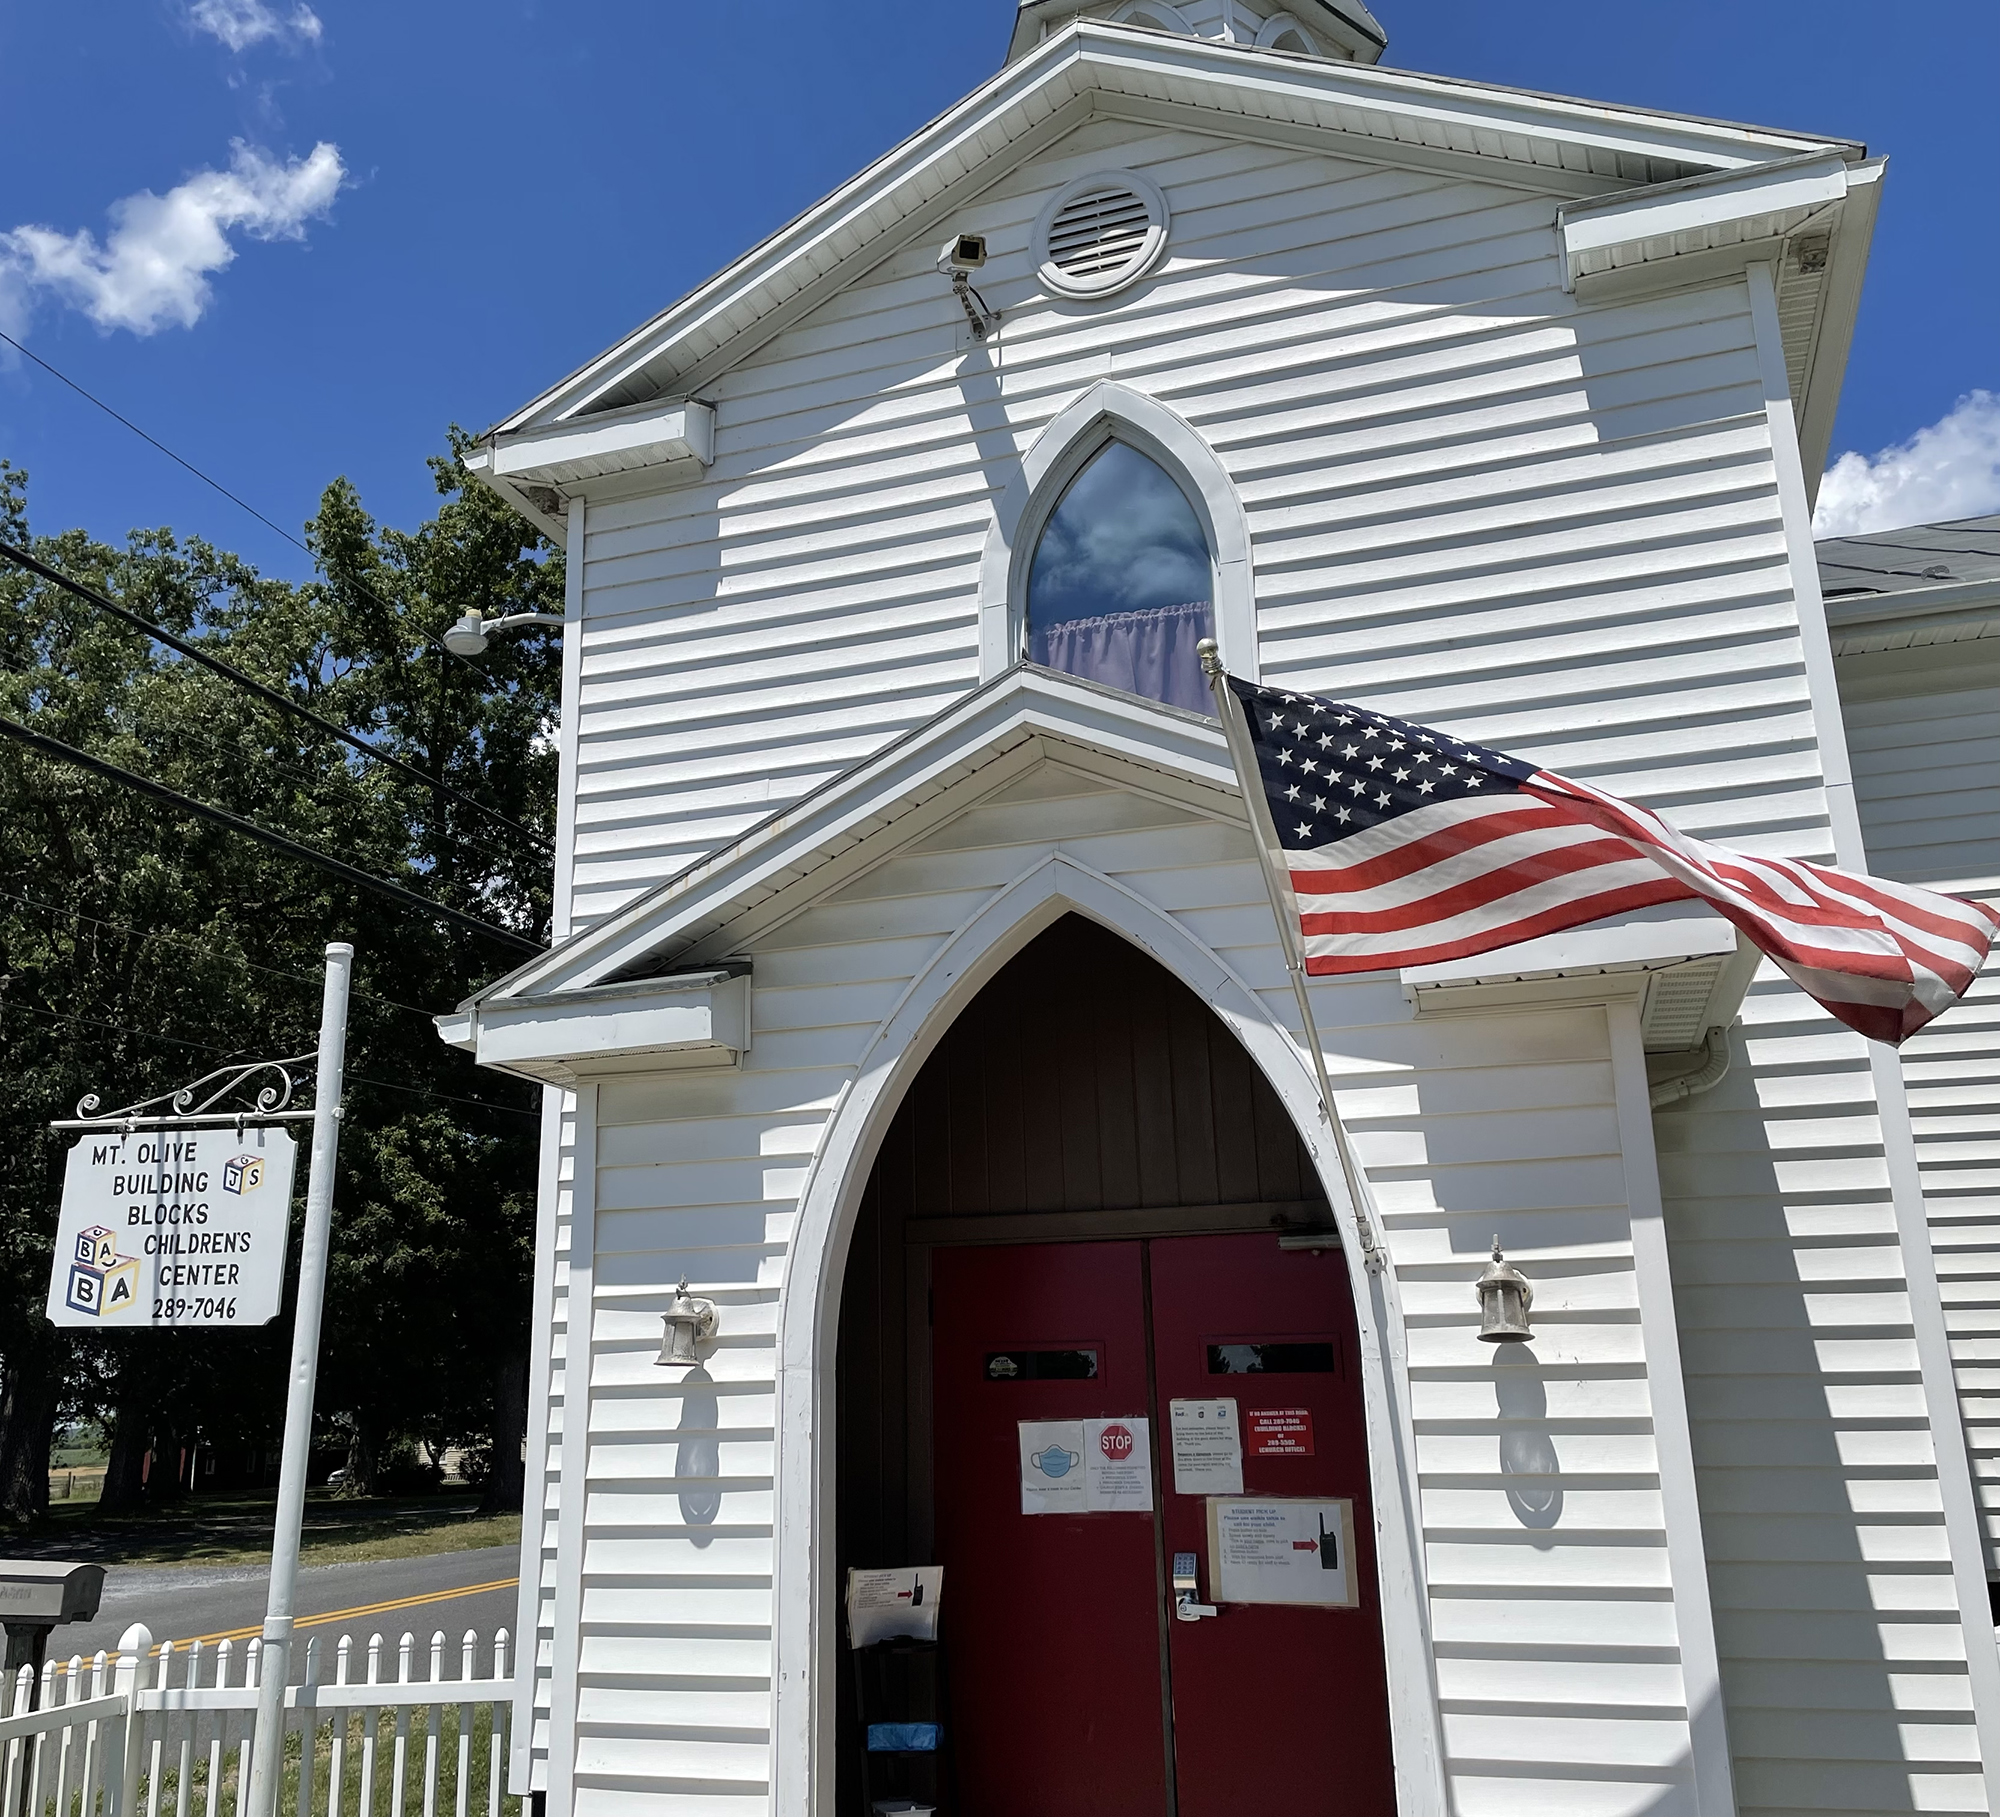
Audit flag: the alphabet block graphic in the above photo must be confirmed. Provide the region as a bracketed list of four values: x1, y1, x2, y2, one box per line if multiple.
[67, 1226, 139, 1317]
[66, 1248, 140, 1317]
[223, 1153, 264, 1195]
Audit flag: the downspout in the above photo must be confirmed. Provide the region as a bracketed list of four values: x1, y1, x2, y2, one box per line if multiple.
[1649, 1025, 1730, 1110]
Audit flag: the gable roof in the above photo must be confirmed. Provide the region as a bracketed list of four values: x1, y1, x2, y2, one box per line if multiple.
[441, 660, 1762, 1066]
[480, 18, 1866, 444]
[454, 664, 1239, 1008]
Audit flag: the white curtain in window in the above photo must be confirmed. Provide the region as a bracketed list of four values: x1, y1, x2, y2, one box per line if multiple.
[1032, 599, 1214, 715]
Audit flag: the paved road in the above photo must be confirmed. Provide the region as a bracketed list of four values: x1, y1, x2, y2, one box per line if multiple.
[46, 1545, 522, 1683]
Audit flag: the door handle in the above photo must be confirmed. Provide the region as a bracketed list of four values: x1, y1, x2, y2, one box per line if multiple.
[1171, 1551, 1217, 1621]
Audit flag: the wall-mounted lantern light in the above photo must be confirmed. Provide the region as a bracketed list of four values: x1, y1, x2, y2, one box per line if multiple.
[1476, 1238, 1534, 1343]
[657, 1277, 719, 1367]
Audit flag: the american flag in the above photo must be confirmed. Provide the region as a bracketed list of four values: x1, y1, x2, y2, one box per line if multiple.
[1221, 674, 1998, 1048]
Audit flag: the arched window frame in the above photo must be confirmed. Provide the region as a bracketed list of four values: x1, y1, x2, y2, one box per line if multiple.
[979, 381, 1259, 687]
[1255, 10, 1325, 54]
[1110, 0, 1197, 32]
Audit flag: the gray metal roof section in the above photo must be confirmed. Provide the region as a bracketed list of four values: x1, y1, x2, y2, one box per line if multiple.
[1816, 514, 2000, 598]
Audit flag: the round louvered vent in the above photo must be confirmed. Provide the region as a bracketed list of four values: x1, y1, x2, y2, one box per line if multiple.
[1034, 171, 1170, 301]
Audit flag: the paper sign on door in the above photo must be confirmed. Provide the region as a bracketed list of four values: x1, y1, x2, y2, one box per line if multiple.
[1018, 1419, 1154, 1514]
[1245, 1408, 1315, 1457]
[1169, 1398, 1242, 1494]
[1206, 1497, 1357, 1607]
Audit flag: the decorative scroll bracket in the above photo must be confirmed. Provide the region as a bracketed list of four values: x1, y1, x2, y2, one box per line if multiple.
[50, 1053, 322, 1133]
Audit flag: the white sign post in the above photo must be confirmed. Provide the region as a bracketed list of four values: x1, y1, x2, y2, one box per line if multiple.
[47, 941, 353, 1817]
[245, 944, 351, 1817]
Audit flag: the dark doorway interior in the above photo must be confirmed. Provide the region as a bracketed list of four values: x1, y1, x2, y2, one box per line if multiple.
[835, 914, 1363, 1812]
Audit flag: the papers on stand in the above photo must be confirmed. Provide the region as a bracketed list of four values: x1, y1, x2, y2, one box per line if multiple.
[846, 1565, 943, 1647]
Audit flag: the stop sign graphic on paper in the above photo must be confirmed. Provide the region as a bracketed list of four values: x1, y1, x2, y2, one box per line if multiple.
[1100, 1423, 1134, 1460]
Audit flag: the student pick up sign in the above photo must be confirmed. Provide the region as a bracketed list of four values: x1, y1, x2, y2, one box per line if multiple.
[46, 1128, 295, 1329]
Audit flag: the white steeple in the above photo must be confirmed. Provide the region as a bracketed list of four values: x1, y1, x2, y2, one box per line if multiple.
[1004, 0, 1387, 66]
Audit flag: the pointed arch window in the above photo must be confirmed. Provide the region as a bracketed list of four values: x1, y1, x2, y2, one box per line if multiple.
[1025, 439, 1215, 714]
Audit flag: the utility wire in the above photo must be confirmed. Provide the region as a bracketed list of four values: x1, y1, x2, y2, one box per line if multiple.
[0, 649, 533, 879]
[0, 886, 440, 1020]
[0, 540, 552, 854]
[0, 713, 543, 956]
[0, 323, 557, 694]
[5, 1001, 536, 1120]
[1, 328, 319, 566]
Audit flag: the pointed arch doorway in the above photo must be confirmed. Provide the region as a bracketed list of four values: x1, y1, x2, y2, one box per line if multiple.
[836, 914, 1396, 1816]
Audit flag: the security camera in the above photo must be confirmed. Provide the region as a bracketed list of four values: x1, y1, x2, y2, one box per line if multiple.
[938, 232, 988, 273]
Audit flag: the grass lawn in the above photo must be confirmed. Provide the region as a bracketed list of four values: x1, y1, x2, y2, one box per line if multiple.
[26, 1490, 521, 1567]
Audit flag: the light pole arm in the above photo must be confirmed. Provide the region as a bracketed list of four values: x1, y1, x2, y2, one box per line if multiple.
[441, 610, 568, 656]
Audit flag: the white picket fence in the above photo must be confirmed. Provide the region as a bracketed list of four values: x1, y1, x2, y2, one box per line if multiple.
[2, 1625, 514, 1817]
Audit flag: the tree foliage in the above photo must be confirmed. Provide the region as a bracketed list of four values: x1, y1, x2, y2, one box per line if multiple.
[0, 439, 559, 1522]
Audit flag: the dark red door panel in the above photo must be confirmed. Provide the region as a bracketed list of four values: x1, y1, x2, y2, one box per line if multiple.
[1150, 1234, 1396, 1817]
[931, 1242, 1168, 1817]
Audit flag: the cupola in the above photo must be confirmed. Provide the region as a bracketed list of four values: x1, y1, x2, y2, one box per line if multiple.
[1005, 0, 1387, 66]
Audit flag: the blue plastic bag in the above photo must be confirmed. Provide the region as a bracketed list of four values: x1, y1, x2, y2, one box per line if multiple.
[866, 1722, 941, 1753]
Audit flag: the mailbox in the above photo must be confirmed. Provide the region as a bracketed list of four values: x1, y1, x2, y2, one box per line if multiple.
[0, 1561, 107, 1690]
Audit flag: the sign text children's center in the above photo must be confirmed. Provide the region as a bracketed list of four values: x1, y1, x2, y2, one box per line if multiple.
[47, 1128, 295, 1328]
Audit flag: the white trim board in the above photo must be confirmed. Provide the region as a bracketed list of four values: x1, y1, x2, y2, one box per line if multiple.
[1607, 998, 1737, 1817]
[977, 379, 1260, 684]
[1746, 256, 2000, 1805]
[488, 20, 1859, 435]
[545, 1083, 597, 1817]
[771, 851, 1447, 1817]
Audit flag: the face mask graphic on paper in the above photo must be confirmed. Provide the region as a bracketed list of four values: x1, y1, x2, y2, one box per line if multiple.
[1030, 1443, 1081, 1479]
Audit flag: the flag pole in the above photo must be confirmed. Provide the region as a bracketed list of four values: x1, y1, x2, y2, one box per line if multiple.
[1199, 641, 1383, 1267]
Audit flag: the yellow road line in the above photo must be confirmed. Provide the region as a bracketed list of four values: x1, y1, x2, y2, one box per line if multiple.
[39, 1577, 521, 1671]
[46, 1574, 521, 1673]
[166, 1575, 523, 1651]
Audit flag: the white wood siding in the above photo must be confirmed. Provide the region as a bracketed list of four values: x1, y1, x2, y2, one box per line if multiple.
[543, 113, 1984, 1817]
[571, 769, 1711, 1817]
[568, 117, 1773, 926]
[1845, 677, 2000, 1574]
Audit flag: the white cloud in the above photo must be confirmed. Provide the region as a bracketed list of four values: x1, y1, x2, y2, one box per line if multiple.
[0, 141, 344, 337]
[1814, 391, 2000, 537]
[187, 0, 323, 52]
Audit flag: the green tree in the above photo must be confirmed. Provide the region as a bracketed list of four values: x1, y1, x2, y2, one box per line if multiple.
[0, 439, 558, 1524]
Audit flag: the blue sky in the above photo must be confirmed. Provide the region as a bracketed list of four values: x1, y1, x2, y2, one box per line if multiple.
[2, 0, 1994, 581]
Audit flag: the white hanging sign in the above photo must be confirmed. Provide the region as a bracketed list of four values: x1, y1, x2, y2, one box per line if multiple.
[1017, 1418, 1155, 1514]
[45, 1128, 296, 1328]
[1169, 1397, 1243, 1494]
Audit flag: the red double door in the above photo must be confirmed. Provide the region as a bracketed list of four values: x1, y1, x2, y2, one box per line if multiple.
[931, 1233, 1396, 1817]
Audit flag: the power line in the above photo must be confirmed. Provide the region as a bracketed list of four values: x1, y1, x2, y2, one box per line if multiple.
[0, 323, 560, 690]
[0, 328, 562, 806]
[0, 886, 439, 1020]
[0, 648, 533, 880]
[1, 328, 321, 567]
[0, 713, 543, 956]
[0, 540, 551, 854]
[4, 1001, 536, 1120]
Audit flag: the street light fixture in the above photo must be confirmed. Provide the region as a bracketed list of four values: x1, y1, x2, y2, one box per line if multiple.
[443, 610, 566, 657]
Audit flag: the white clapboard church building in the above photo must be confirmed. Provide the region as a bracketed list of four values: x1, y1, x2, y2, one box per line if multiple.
[437, 4, 2000, 1814]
